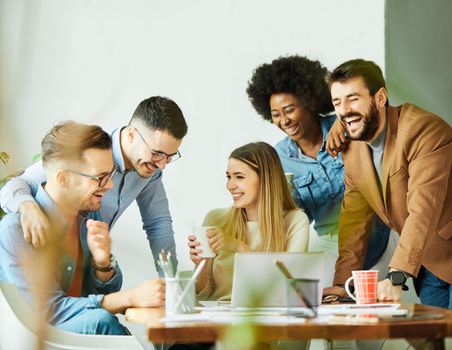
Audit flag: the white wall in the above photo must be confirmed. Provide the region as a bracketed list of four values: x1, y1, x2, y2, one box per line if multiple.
[0, 0, 385, 288]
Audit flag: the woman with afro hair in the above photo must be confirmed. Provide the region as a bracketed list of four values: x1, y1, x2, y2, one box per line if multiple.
[246, 55, 391, 282]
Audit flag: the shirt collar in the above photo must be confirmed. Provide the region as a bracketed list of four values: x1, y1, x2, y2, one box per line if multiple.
[111, 128, 127, 172]
[368, 115, 388, 152]
[35, 184, 69, 239]
[318, 115, 333, 152]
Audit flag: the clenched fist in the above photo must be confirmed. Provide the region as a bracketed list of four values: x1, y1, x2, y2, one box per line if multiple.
[86, 219, 111, 267]
[131, 279, 166, 307]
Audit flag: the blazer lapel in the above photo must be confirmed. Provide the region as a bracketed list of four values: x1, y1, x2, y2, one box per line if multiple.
[381, 106, 399, 202]
[359, 144, 386, 217]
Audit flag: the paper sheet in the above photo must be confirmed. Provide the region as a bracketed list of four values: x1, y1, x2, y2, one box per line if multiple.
[161, 312, 306, 324]
[318, 303, 407, 315]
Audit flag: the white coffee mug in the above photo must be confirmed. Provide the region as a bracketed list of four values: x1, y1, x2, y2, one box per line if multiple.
[192, 226, 216, 258]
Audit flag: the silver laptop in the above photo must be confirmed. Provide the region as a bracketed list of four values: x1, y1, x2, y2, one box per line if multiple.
[230, 252, 335, 308]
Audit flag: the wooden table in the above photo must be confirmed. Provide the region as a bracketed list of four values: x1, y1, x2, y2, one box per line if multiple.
[125, 304, 452, 349]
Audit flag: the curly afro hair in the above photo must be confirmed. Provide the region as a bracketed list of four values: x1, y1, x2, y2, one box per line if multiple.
[246, 55, 333, 122]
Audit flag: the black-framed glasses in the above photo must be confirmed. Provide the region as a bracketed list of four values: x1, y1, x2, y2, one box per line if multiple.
[135, 128, 181, 163]
[67, 166, 117, 188]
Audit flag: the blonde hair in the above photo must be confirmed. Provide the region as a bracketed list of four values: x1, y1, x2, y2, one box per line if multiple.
[223, 142, 296, 251]
[41, 121, 111, 167]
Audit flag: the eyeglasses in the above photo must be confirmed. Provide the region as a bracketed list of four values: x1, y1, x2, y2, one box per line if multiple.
[67, 166, 117, 188]
[135, 128, 181, 163]
[322, 294, 355, 304]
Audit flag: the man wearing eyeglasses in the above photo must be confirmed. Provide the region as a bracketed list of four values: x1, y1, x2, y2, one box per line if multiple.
[0, 121, 165, 334]
[0, 96, 188, 275]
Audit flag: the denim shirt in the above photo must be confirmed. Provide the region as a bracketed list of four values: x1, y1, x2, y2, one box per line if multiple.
[275, 114, 344, 237]
[275, 114, 390, 268]
[0, 128, 176, 276]
[0, 185, 123, 326]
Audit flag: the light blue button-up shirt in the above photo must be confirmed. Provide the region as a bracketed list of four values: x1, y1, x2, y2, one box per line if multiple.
[0, 185, 123, 326]
[275, 114, 390, 268]
[0, 128, 176, 275]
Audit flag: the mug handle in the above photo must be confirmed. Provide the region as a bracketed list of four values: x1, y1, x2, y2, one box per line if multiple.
[344, 276, 356, 301]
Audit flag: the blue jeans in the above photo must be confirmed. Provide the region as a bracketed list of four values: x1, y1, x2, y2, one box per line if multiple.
[55, 308, 128, 335]
[414, 266, 452, 309]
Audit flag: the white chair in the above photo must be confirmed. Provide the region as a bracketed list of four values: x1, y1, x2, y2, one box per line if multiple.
[0, 282, 145, 350]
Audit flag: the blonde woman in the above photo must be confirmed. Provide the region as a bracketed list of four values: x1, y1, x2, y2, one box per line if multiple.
[189, 141, 310, 301]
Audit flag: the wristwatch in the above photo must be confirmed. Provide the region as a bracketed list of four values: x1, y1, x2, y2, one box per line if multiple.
[92, 254, 117, 272]
[386, 270, 410, 291]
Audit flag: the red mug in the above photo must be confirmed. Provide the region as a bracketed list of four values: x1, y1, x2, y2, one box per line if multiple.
[345, 270, 379, 304]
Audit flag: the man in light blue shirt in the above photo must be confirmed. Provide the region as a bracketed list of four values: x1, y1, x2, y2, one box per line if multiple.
[0, 96, 188, 275]
[0, 121, 165, 334]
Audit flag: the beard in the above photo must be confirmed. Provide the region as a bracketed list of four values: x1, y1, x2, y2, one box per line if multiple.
[80, 201, 101, 212]
[134, 159, 158, 178]
[79, 191, 105, 212]
[341, 99, 380, 141]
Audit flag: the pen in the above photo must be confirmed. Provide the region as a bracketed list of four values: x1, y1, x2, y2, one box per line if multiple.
[173, 259, 206, 311]
[159, 249, 174, 278]
[167, 251, 177, 277]
[274, 259, 294, 279]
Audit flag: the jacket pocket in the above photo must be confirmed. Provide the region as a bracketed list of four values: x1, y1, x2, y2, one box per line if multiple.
[293, 173, 316, 208]
[388, 166, 408, 184]
[437, 217, 452, 241]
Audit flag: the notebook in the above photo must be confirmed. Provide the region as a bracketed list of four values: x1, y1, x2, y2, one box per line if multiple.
[230, 252, 335, 308]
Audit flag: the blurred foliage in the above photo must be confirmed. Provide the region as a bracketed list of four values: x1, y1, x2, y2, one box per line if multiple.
[0, 152, 27, 220]
[0, 152, 10, 165]
[0, 152, 10, 219]
[33, 153, 41, 162]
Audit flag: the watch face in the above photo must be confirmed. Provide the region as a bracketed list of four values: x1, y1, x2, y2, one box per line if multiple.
[391, 271, 406, 285]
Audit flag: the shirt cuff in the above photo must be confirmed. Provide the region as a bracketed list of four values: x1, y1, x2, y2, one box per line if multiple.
[89, 265, 123, 293]
[86, 294, 105, 309]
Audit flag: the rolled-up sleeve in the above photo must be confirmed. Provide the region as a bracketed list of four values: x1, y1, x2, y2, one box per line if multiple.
[0, 161, 46, 213]
[86, 264, 123, 295]
[136, 170, 176, 276]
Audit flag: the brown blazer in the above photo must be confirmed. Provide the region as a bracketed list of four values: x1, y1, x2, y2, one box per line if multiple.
[334, 104, 452, 285]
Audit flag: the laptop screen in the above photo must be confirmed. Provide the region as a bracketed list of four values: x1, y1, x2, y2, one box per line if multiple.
[231, 252, 334, 308]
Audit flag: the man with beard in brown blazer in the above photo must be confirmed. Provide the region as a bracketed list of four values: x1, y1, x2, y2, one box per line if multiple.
[323, 59, 452, 308]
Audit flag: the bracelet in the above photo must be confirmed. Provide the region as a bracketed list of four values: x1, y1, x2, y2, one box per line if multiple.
[91, 254, 116, 272]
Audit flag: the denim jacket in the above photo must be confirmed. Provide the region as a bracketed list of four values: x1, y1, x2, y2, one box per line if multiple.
[275, 114, 344, 237]
[275, 114, 390, 268]
[0, 185, 122, 326]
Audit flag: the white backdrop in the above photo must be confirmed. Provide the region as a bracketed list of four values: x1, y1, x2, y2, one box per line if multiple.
[0, 0, 385, 288]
